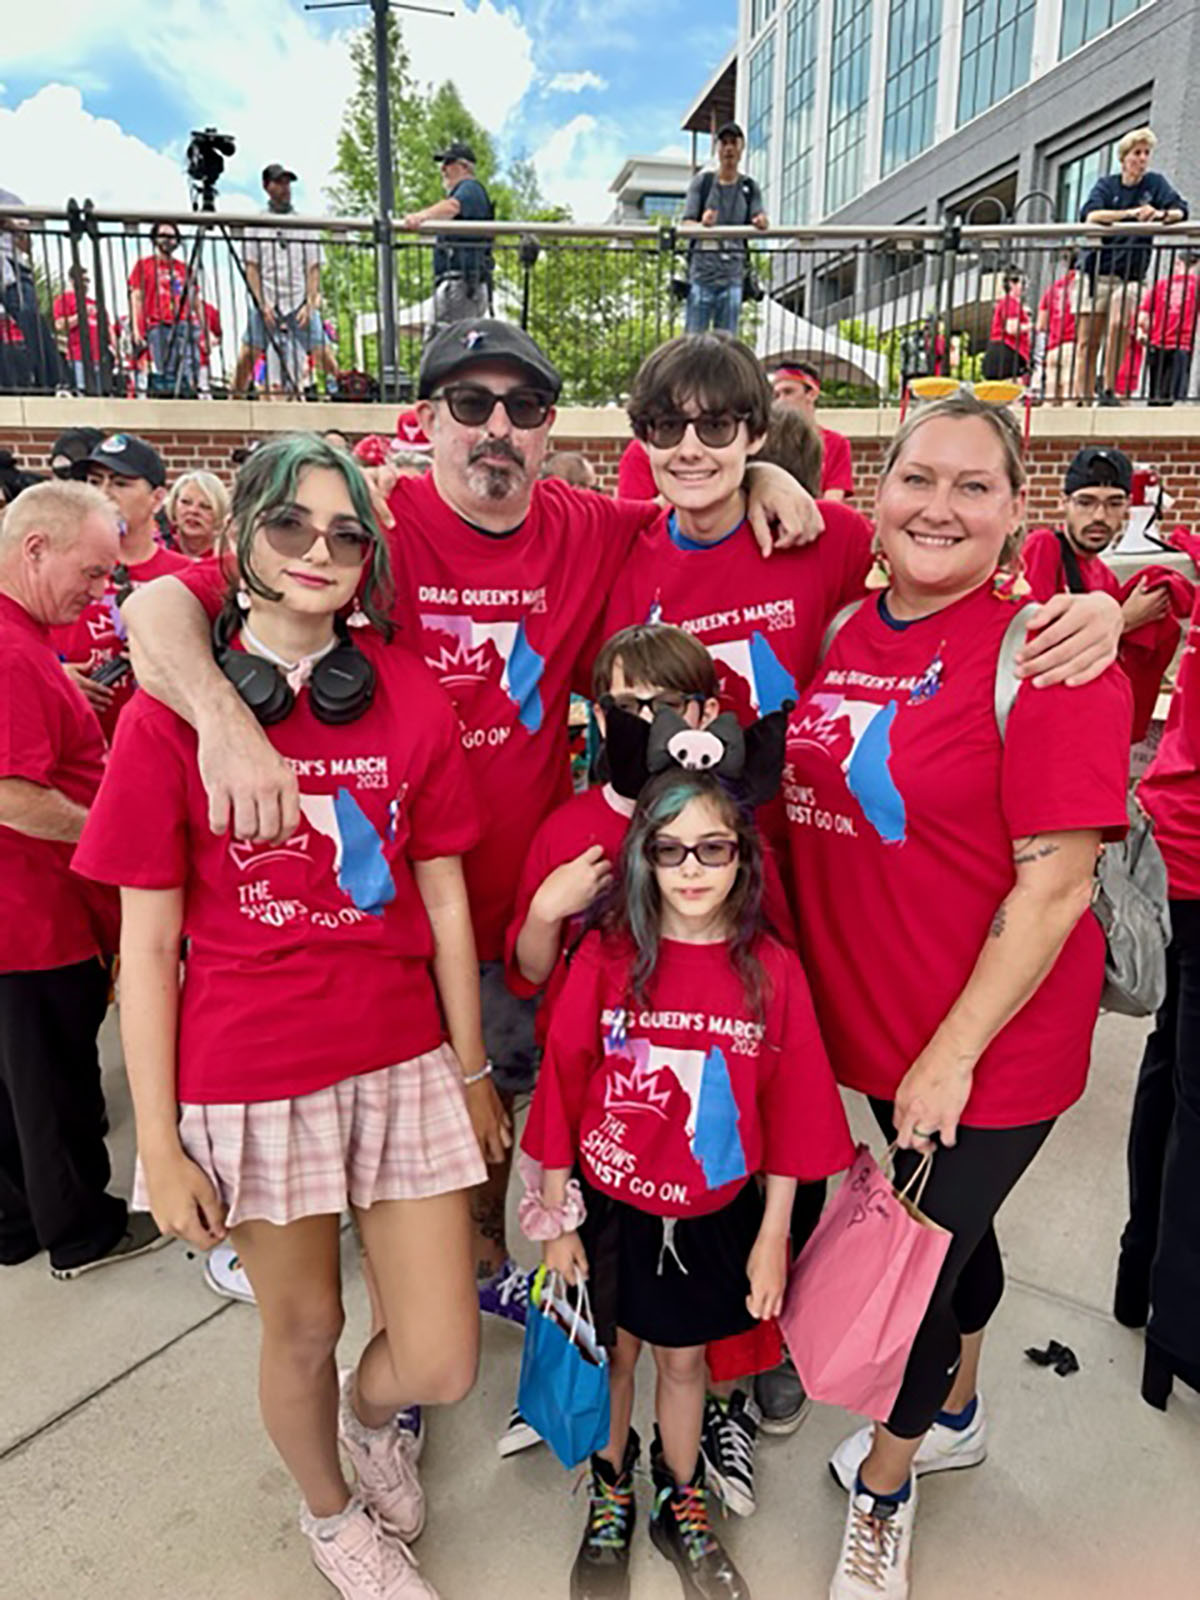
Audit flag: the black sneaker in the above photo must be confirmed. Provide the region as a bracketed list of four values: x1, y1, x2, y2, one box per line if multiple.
[649, 1436, 749, 1600]
[571, 1428, 639, 1600]
[753, 1352, 812, 1436]
[699, 1390, 759, 1517]
[50, 1212, 169, 1279]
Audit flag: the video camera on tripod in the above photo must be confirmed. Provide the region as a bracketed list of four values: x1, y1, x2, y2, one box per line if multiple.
[186, 128, 236, 212]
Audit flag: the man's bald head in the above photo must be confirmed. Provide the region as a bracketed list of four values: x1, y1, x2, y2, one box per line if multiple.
[0, 480, 121, 626]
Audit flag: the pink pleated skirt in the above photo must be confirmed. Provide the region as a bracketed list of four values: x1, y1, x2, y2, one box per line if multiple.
[134, 1044, 487, 1228]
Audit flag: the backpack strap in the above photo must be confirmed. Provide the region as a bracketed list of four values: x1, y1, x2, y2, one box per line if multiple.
[994, 605, 1035, 741]
[1054, 532, 1088, 595]
[819, 598, 867, 664]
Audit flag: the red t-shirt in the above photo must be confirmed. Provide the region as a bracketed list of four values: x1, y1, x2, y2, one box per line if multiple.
[990, 293, 1032, 361]
[1142, 270, 1199, 349]
[73, 636, 480, 1104]
[1039, 276, 1077, 350]
[603, 505, 872, 726]
[1022, 528, 1122, 604]
[819, 427, 855, 497]
[784, 587, 1132, 1128]
[172, 479, 655, 960]
[50, 544, 192, 742]
[522, 931, 853, 1218]
[616, 438, 657, 501]
[51, 291, 101, 361]
[126, 255, 197, 333]
[0, 594, 117, 973]
[503, 782, 798, 1040]
[1139, 586, 1200, 897]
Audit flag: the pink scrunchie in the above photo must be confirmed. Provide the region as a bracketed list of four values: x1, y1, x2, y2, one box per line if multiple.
[517, 1152, 587, 1241]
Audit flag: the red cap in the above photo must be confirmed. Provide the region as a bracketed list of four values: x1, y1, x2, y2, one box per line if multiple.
[395, 408, 432, 452]
[353, 435, 390, 467]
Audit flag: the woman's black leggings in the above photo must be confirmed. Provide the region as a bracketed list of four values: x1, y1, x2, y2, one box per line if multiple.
[868, 1099, 1055, 1439]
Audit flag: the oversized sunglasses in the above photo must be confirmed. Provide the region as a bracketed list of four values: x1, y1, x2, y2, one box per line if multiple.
[635, 411, 748, 450]
[260, 513, 373, 567]
[432, 384, 554, 430]
[646, 837, 740, 869]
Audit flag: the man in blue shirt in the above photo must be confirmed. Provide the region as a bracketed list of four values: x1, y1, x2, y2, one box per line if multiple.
[1075, 126, 1187, 405]
[404, 141, 495, 341]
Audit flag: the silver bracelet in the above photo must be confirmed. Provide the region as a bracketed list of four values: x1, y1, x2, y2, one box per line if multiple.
[461, 1061, 494, 1086]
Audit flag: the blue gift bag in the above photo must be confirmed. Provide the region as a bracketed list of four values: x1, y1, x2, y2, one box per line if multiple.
[517, 1269, 610, 1469]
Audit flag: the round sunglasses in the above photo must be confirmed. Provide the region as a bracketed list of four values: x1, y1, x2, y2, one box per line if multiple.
[635, 411, 748, 450]
[260, 513, 373, 567]
[432, 384, 554, 431]
[601, 690, 705, 719]
[647, 837, 740, 869]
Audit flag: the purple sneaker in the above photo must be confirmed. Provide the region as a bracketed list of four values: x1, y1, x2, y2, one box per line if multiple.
[477, 1258, 530, 1327]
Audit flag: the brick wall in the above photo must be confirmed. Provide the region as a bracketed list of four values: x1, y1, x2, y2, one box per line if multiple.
[6, 420, 1200, 526]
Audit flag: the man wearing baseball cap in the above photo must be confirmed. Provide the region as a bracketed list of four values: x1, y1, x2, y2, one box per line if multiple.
[51, 432, 190, 737]
[771, 362, 855, 501]
[122, 317, 824, 1335]
[403, 140, 495, 339]
[682, 121, 768, 334]
[232, 161, 339, 398]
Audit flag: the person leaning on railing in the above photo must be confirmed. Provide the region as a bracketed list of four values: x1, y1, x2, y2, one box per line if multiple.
[1075, 126, 1188, 406]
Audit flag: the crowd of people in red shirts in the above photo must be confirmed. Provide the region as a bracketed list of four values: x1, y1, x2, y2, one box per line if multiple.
[1, 317, 1198, 1600]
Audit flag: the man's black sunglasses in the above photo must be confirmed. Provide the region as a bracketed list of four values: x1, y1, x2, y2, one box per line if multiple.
[431, 384, 554, 430]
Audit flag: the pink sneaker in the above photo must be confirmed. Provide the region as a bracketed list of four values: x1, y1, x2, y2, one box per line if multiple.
[302, 1498, 436, 1599]
[339, 1368, 426, 1544]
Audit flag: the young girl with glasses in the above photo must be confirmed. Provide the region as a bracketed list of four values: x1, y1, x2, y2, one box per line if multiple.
[521, 765, 853, 1600]
[74, 435, 505, 1600]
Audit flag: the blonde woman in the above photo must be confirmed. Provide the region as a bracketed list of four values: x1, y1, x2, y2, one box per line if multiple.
[165, 470, 229, 558]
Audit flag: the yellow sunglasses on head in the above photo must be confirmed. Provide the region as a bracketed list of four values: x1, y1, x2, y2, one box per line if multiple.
[907, 376, 1024, 405]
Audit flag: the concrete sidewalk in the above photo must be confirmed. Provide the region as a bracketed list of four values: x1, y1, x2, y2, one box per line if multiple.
[2, 1009, 1196, 1600]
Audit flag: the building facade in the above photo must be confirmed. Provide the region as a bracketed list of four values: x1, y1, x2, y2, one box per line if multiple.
[735, 0, 1200, 228]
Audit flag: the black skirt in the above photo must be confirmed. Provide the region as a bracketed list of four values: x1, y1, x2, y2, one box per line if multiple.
[577, 1172, 764, 1350]
[981, 340, 1029, 380]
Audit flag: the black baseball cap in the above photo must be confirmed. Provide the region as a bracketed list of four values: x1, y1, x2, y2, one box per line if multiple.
[716, 121, 745, 143]
[49, 427, 104, 477]
[418, 319, 562, 401]
[262, 163, 297, 186]
[434, 141, 476, 166]
[72, 432, 167, 489]
[1064, 446, 1133, 496]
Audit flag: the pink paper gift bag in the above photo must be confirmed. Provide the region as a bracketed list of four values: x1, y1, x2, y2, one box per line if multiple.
[779, 1143, 951, 1422]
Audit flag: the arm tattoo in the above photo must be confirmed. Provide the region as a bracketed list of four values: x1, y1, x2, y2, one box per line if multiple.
[1013, 835, 1061, 867]
[989, 905, 1007, 939]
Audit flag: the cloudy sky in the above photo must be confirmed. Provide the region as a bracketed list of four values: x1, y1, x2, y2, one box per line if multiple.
[0, 0, 736, 220]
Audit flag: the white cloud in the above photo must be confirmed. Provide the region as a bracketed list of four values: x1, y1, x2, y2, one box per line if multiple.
[529, 114, 628, 221]
[0, 85, 189, 209]
[547, 70, 608, 94]
[402, 2, 537, 134]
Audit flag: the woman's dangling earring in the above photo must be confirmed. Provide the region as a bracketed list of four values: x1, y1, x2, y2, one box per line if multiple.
[865, 542, 891, 590]
[235, 587, 251, 613]
[347, 598, 370, 628]
[992, 542, 1032, 602]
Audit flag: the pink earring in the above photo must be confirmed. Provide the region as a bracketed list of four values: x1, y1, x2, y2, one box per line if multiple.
[865, 544, 891, 590]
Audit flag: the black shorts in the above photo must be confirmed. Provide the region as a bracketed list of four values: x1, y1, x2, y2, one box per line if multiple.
[578, 1172, 763, 1350]
[981, 340, 1029, 380]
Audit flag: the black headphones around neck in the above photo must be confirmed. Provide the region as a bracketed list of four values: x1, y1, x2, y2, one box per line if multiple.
[213, 608, 376, 726]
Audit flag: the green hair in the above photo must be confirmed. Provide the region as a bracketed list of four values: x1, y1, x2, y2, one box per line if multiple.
[226, 433, 394, 634]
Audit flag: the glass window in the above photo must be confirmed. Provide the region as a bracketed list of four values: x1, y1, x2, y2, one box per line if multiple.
[1056, 137, 1118, 222]
[1061, 0, 1143, 57]
[747, 34, 776, 212]
[751, 0, 778, 35]
[780, 0, 821, 223]
[958, 0, 1036, 125]
[882, 0, 941, 176]
[641, 194, 685, 219]
[826, 0, 874, 214]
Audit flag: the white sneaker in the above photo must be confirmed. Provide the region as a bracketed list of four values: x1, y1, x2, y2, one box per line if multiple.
[829, 1477, 917, 1599]
[829, 1395, 988, 1492]
[496, 1404, 543, 1458]
[203, 1244, 256, 1304]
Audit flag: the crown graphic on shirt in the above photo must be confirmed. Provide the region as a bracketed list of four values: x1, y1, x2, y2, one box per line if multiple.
[424, 635, 495, 683]
[604, 1052, 673, 1121]
[227, 832, 312, 872]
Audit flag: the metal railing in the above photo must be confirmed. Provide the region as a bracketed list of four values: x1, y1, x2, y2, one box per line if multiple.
[2, 203, 1199, 408]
